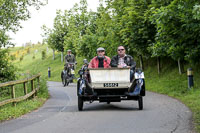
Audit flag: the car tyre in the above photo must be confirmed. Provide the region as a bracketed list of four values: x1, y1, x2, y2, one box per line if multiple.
[138, 96, 143, 110]
[77, 80, 80, 96]
[78, 96, 83, 111]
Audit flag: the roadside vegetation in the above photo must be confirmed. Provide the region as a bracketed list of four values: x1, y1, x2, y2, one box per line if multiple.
[1, 0, 200, 132]
[144, 59, 200, 132]
[0, 78, 48, 121]
[0, 43, 86, 122]
[5, 44, 200, 132]
[0, 44, 50, 122]
[0, 0, 48, 122]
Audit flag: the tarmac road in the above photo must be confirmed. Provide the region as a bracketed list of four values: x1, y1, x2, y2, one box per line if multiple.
[0, 81, 195, 133]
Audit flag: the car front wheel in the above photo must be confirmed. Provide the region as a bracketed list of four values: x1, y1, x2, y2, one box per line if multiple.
[78, 96, 83, 111]
[138, 96, 143, 110]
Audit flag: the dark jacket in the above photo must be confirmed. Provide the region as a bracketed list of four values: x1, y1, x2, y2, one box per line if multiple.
[110, 55, 136, 70]
[65, 54, 76, 63]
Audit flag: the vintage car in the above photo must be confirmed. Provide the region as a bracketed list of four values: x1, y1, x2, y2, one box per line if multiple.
[77, 67, 145, 111]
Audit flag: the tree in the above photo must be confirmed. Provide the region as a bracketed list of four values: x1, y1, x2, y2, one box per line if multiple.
[64, 0, 89, 56]
[0, 0, 46, 82]
[42, 10, 69, 62]
[41, 25, 56, 60]
[105, 0, 156, 69]
[150, 0, 200, 74]
[43, 0, 200, 73]
[0, 0, 47, 48]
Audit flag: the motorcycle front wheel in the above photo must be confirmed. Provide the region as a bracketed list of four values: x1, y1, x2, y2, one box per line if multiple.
[62, 75, 69, 87]
[61, 74, 65, 86]
[62, 77, 66, 87]
[66, 78, 69, 86]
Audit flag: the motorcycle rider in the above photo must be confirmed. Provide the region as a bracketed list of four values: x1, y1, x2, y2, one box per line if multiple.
[88, 47, 111, 68]
[65, 49, 76, 64]
[61, 49, 76, 83]
[110, 46, 136, 81]
[64, 49, 76, 70]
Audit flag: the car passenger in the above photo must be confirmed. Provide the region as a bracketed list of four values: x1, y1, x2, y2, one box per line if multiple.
[110, 46, 136, 81]
[88, 47, 111, 68]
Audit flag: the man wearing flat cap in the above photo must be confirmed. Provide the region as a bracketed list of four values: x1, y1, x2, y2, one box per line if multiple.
[65, 49, 76, 64]
[63, 49, 76, 73]
[88, 47, 111, 68]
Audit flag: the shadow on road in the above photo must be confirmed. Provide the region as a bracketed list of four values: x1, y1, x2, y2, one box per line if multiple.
[61, 103, 141, 112]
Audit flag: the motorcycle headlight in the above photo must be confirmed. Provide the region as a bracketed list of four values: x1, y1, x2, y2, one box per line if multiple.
[78, 70, 84, 75]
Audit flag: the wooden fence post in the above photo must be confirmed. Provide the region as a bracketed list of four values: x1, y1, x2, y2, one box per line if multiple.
[36, 77, 40, 96]
[11, 85, 16, 107]
[23, 82, 27, 95]
[7, 86, 10, 95]
[0, 74, 40, 107]
[31, 80, 35, 98]
[23, 82, 28, 100]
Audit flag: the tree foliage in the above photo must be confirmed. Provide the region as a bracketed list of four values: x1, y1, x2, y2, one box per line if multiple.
[0, 50, 16, 82]
[0, 0, 46, 82]
[0, 0, 47, 48]
[150, 0, 200, 63]
[43, 0, 200, 65]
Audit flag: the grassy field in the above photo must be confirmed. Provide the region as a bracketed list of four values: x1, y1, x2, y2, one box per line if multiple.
[0, 78, 48, 121]
[0, 44, 85, 122]
[0, 44, 50, 122]
[12, 44, 84, 82]
[1, 44, 200, 132]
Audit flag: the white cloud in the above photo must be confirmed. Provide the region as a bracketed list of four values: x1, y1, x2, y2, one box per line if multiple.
[9, 0, 99, 46]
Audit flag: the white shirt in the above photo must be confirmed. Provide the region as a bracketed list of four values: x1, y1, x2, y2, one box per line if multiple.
[118, 55, 127, 67]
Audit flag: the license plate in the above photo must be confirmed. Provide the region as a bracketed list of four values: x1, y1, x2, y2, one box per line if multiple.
[104, 83, 118, 87]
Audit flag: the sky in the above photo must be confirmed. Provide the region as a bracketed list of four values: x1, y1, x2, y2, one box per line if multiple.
[9, 0, 100, 46]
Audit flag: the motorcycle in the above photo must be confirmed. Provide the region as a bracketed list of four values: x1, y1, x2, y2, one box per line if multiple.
[61, 63, 76, 86]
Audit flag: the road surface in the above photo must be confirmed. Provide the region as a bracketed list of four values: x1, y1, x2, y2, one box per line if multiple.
[0, 81, 194, 133]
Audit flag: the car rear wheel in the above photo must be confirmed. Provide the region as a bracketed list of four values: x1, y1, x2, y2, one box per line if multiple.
[78, 96, 83, 111]
[138, 96, 143, 110]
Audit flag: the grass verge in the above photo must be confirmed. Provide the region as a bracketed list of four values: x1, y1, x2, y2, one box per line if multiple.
[0, 77, 48, 122]
[144, 60, 200, 132]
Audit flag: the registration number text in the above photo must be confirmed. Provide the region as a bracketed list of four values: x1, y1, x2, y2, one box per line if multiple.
[104, 83, 118, 87]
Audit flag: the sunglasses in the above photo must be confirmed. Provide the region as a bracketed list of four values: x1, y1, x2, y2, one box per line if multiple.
[118, 49, 124, 51]
[98, 50, 105, 53]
